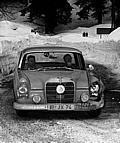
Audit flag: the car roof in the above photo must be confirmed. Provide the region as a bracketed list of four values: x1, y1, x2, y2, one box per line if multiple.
[21, 46, 82, 54]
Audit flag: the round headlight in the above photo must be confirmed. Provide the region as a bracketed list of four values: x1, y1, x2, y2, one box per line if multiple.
[19, 86, 28, 94]
[33, 95, 41, 103]
[81, 93, 89, 102]
[90, 84, 99, 92]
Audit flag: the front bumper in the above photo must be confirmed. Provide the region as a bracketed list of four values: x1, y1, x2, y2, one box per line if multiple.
[13, 99, 104, 111]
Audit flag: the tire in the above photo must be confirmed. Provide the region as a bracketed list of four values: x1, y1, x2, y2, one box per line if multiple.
[87, 109, 102, 118]
[16, 110, 28, 117]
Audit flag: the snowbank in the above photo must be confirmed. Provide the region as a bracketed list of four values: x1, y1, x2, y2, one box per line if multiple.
[0, 20, 32, 37]
[0, 20, 119, 75]
[108, 27, 120, 41]
[60, 33, 99, 43]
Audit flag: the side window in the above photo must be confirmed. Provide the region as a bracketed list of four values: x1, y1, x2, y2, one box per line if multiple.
[21, 54, 27, 69]
[77, 54, 85, 70]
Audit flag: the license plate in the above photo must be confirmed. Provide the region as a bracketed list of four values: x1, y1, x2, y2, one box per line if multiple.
[75, 103, 96, 110]
[47, 104, 74, 110]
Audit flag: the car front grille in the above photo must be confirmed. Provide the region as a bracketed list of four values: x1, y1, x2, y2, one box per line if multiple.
[46, 82, 74, 103]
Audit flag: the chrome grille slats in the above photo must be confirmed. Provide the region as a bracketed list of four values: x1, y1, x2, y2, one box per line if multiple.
[46, 82, 74, 103]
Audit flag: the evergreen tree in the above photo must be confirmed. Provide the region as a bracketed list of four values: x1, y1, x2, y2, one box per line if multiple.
[0, 0, 22, 20]
[91, 0, 108, 24]
[113, 0, 120, 28]
[74, 0, 91, 20]
[21, 0, 72, 34]
[74, 0, 108, 24]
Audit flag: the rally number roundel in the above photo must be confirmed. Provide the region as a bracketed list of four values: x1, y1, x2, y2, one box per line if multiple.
[56, 85, 65, 94]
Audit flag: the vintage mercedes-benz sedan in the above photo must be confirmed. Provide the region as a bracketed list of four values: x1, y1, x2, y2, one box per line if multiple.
[13, 46, 104, 117]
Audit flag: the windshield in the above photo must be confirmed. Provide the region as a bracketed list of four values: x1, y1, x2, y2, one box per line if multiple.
[21, 52, 85, 71]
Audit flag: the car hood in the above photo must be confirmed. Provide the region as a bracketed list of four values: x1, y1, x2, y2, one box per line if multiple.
[21, 70, 89, 89]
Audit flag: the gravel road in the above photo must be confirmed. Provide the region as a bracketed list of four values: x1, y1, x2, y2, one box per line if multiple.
[0, 88, 119, 143]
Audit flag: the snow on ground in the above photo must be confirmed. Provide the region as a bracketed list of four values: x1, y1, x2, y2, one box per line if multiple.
[0, 21, 32, 37]
[0, 20, 120, 75]
[0, 20, 114, 44]
[60, 33, 99, 43]
[65, 23, 111, 38]
[108, 27, 120, 41]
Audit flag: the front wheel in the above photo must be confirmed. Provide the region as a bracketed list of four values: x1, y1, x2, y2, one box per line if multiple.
[87, 109, 102, 118]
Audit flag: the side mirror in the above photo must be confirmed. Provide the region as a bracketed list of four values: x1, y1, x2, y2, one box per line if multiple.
[88, 64, 94, 71]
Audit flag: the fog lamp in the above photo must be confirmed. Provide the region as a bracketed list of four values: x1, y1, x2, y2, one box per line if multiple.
[81, 93, 89, 102]
[33, 95, 41, 103]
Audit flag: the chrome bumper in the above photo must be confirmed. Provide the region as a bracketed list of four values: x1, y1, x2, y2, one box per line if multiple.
[13, 99, 104, 111]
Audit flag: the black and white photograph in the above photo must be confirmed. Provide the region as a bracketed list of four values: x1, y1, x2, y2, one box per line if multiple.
[0, 0, 120, 142]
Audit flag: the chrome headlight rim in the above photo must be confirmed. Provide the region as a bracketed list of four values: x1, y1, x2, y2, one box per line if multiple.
[18, 85, 28, 94]
[89, 81, 100, 96]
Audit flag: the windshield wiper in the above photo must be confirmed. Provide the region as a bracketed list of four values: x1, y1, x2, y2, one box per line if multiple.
[62, 67, 74, 70]
[28, 66, 74, 71]
[44, 67, 74, 71]
[36, 67, 45, 71]
[27, 67, 44, 71]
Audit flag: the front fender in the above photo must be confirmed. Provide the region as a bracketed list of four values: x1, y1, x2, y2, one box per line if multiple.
[87, 71, 105, 92]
